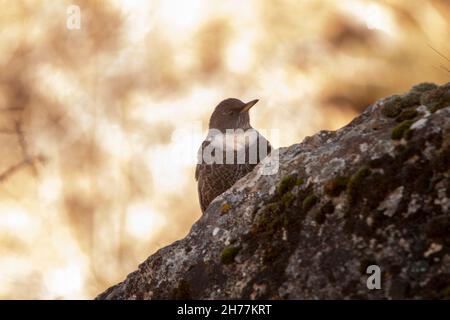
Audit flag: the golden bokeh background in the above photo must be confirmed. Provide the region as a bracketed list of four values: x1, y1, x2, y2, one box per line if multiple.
[0, 0, 448, 299]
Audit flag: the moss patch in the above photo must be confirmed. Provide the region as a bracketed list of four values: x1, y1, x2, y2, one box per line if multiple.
[391, 120, 414, 140]
[381, 96, 403, 118]
[420, 83, 450, 113]
[411, 82, 438, 93]
[277, 175, 296, 194]
[381, 83, 440, 118]
[253, 176, 299, 235]
[252, 174, 309, 236]
[277, 175, 303, 195]
[324, 176, 349, 197]
[220, 246, 241, 265]
[302, 194, 318, 212]
[396, 108, 418, 122]
[347, 166, 371, 206]
[252, 200, 286, 235]
[281, 192, 295, 207]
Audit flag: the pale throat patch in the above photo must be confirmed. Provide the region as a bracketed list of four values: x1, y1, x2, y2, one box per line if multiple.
[207, 129, 259, 151]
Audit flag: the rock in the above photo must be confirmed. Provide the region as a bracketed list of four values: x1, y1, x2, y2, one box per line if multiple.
[97, 82, 450, 300]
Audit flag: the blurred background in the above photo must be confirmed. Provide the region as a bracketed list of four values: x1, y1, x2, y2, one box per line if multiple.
[0, 0, 448, 299]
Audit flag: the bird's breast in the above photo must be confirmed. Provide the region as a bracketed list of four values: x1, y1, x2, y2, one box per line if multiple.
[208, 129, 259, 152]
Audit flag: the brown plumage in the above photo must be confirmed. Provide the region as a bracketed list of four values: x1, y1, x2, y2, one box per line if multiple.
[195, 98, 271, 213]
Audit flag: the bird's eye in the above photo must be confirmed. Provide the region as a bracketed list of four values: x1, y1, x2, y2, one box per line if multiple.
[222, 110, 233, 116]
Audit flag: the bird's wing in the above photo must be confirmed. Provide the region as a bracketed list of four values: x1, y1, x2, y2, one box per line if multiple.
[195, 139, 211, 181]
[195, 164, 199, 181]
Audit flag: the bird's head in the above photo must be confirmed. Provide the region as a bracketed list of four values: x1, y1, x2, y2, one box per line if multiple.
[208, 98, 259, 132]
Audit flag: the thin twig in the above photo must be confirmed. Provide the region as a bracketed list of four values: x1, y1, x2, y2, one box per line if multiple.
[440, 64, 450, 73]
[15, 122, 27, 158]
[0, 121, 44, 184]
[0, 156, 43, 183]
[0, 160, 28, 182]
[0, 157, 38, 182]
[14, 121, 38, 177]
[428, 43, 450, 62]
[433, 65, 450, 76]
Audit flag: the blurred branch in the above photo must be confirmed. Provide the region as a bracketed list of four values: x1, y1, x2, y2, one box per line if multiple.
[0, 161, 28, 182]
[433, 65, 450, 76]
[15, 121, 39, 177]
[15, 122, 28, 158]
[440, 64, 450, 74]
[428, 44, 450, 62]
[0, 155, 44, 183]
[0, 121, 45, 183]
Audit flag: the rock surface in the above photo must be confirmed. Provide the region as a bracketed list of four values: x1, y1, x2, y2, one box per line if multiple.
[97, 82, 450, 300]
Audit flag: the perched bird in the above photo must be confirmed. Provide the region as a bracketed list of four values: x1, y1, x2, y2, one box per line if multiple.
[195, 98, 271, 213]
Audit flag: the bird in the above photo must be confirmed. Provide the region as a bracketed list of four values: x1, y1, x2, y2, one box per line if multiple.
[195, 98, 272, 213]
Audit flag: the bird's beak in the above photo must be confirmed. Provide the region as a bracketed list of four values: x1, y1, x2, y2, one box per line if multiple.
[240, 99, 259, 113]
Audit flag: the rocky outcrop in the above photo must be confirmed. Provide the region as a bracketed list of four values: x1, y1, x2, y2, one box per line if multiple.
[97, 82, 450, 300]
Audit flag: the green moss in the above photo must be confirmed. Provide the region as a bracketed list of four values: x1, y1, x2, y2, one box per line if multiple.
[253, 174, 306, 236]
[324, 176, 349, 197]
[281, 192, 295, 207]
[277, 175, 297, 194]
[391, 120, 414, 140]
[253, 201, 283, 235]
[396, 107, 418, 122]
[382, 87, 428, 118]
[411, 82, 438, 93]
[220, 246, 241, 265]
[302, 194, 318, 212]
[401, 91, 422, 106]
[395, 144, 418, 163]
[347, 166, 371, 206]
[381, 96, 403, 118]
[420, 84, 450, 113]
[274, 175, 304, 207]
[253, 181, 299, 235]
[266, 202, 280, 213]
